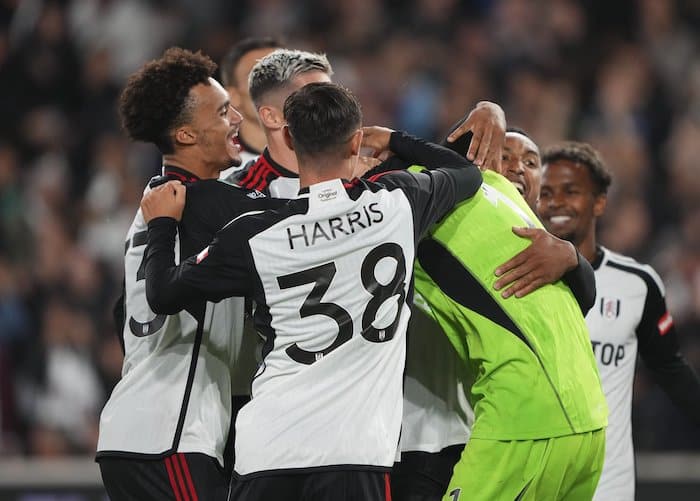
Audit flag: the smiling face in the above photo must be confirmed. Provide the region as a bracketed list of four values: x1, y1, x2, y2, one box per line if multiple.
[188, 77, 243, 170]
[537, 159, 607, 247]
[502, 131, 541, 209]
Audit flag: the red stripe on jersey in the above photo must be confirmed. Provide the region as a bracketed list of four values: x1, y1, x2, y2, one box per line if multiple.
[177, 453, 199, 501]
[164, 457, 184, 501]
[368, 170, 398, 182]
[163, 170, 198, 184]
[250, 163, 272, 191]
[384, 472, 392, 501]
[239, 157, 266, 187]
[169, 455, 191, 501]
[658, 312, 673, 335]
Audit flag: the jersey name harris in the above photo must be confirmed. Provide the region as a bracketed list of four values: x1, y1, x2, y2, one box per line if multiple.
[286, 202, 385, 250]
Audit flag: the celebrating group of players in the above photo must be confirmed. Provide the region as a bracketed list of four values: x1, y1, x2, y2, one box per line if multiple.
[95, 39, 700, 501]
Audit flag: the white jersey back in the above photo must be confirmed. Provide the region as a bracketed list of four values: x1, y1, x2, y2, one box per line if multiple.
[588, 247, 667, 501]
[234, 179, 416, 475]
[400, 300, 472, 454]
[97, 183, 248, 465]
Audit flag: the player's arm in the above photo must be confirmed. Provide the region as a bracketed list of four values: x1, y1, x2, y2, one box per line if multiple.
[141, 182, 252, 314]
[636, 275, 700, 424]
[492, 228, 597, 313]
[376, 148, 482, 238]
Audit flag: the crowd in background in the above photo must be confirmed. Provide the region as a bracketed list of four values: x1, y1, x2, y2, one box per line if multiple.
[0, 0, 699, 457]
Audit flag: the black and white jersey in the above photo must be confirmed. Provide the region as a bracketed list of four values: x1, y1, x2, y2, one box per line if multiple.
[589, 246, 700, 501]
[143, 148, 482, 476]
[97, 167, 282, 465]
[226, 147, 300, 198]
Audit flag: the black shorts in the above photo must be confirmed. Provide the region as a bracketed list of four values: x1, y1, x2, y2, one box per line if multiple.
[98, 452, 230, 501]
[231, 469, 391, 501]
[391, 445, 464, 501]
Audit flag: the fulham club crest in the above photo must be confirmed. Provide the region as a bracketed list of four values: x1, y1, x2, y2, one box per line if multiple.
[600, 297, 621, 319]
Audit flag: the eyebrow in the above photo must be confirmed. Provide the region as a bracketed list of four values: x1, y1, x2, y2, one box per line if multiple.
[217, 101, 230, 113]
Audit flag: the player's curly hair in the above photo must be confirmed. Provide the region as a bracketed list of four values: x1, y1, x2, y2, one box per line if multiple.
[119, 47, 217, 154]
[542, 141, 612, 195]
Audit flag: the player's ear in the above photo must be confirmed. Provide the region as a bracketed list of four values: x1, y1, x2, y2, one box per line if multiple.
[349, 129, 363, 157]
[174, 126, 196, 146]
[593, 193, 607, 217]
[258, 105, 284, 130]
[283, 125, 295, 151]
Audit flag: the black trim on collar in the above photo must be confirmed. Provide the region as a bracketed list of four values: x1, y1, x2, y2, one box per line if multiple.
[591, 247, 604, 270]
[163, 165, 200, 183]
[262, 148, 299, 179]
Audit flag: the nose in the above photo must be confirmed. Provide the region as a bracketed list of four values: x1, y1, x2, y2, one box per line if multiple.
[228, 105, 243, 125]
[508, 159, 525, 175]
[548, 190, 566, 209]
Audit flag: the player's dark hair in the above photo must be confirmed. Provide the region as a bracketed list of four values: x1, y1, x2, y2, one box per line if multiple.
[506, 126, 533, 141]
[220, 37, 282, 87]
[119, 47, 217, 154]
[542, 142, 612, 195]
[284, 82, 362, 157]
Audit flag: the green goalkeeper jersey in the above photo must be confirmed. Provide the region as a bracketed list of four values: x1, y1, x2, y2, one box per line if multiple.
[413, 170, 607, 440]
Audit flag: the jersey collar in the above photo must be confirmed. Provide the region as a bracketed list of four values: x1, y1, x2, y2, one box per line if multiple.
[262, 148, 299, 179]
[162, 165, 200, 183]
[591, 246, 605, 270]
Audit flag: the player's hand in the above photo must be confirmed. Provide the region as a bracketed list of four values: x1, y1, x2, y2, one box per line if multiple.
[352, 155, 382, 178]
[493, 227, 578, 298]
[361, 126, 394, 158]
[141, 181, 186, 223]
[446, 101, 505, 173]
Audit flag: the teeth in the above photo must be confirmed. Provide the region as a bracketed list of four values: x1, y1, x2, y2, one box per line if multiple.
[549, 216, 571, 224]
[511, 182, 525, 194]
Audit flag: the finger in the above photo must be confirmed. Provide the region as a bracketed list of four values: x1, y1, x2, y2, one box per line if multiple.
[474, 128, 493, 167]
[447, 117, 472, 143]
[513, 279, 546, 298]
[466, 124, 482, 162]
[484, 134, 504, 173]
[494, 262, 535, 290]
[495, 249, 530, 276]
[511, 226, 539, 239]
[174, 183, 186, 203]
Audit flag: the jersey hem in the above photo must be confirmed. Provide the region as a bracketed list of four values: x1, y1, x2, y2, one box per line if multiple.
[234, 463, 391, 480]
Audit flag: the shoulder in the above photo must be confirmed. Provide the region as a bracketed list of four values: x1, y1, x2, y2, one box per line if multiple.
[601, 247, 666, 297]
[219, 198, 305, 237]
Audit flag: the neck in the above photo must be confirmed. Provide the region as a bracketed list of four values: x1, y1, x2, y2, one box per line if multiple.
[577, 227, 598, 263]
[267, 130, 299, 173]
[298, 156, 353, 188]
[239, 119, 267, 153]
[162, 152, 220, 180]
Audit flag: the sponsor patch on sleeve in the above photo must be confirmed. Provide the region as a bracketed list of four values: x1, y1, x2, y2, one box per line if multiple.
[658, 311, 673, 336]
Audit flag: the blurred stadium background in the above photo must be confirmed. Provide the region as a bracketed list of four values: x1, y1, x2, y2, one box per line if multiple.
[0, 0, 699, 499]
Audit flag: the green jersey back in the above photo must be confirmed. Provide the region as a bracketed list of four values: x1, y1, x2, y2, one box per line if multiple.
[414, 170, 607, 440]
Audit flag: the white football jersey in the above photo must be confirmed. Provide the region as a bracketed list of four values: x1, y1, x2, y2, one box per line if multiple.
[589, 246, 674, 501]
[230, 147, 471, 457]
[97, 169, 271, 465]
[399, 302, 472, 454]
